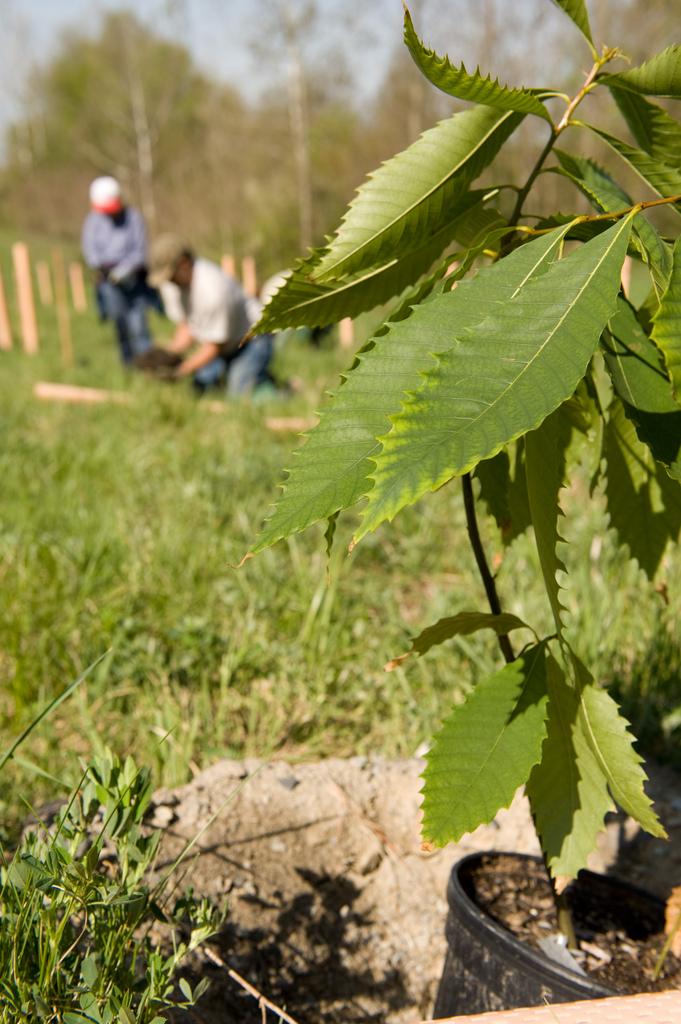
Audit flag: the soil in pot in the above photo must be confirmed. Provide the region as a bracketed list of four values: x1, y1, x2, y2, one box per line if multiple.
[468, 853, 681, 993]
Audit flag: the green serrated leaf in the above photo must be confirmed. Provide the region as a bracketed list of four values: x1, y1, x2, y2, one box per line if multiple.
[526, 654, 612, 883]
[602, 398, 681, 577]
[550, 0, 594, 48]
[525, 408, 572, 634]
[475, 443, 532, 545]
[422, 644, 548, 846]
[600, 45, 681, 98]
[404, 8, 552, 121]
[251, 225, 570, 554]
[310, 105, 522, 281]
[603, 297, 681, 477]
[449, 203, 506, 248]
[554, 149, 672, 294]
[652, 235, 681, 406]
[586, 124, 681, 217]
[388, 611, 533, 668]
[610, 87, 681, 167]
[572, 656, 666, 838]
[254, 191, 492, 330]
[358, 217, 632, 539]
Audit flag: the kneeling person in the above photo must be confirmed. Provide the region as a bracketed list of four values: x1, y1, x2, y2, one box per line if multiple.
[148, 235, 273, 395]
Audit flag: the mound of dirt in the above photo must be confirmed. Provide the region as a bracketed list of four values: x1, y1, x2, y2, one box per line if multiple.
[152, 757, 681, 1023]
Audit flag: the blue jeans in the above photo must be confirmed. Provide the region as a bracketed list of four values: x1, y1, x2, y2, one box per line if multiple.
[99, 278, 153, 364]
[193, 334, 274, 395]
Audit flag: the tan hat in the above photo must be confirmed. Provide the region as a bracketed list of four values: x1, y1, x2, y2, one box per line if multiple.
[148, 234, 190, 287]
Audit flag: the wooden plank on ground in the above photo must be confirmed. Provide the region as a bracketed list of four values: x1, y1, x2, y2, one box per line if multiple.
[202, 400, 316, 431]
[33, 384, 316, 432]
[34, 381, 131, 405]
[264, 416, 317, 433]
[424, 988, 681, 1024]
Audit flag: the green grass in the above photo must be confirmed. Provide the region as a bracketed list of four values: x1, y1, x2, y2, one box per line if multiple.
[1, 242, 679, 834]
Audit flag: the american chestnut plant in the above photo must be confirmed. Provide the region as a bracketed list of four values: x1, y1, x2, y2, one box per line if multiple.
[249, 1, 681, 919]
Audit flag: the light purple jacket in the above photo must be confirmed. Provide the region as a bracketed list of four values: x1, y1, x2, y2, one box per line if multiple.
[81, 206, 147, 280]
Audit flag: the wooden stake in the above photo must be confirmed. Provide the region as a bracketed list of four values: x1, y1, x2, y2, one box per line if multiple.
[241, 256, 258, 298]
[36, 260, 54, 306]
[621, 255, 633, 298]
[0, 268, 13, 350]
[339, 317, 355, 349]
[68, 261, 88, 312]
[221, 253, 236, 278]
[51, 248, 73, 367]
[12, 242, 39, 354]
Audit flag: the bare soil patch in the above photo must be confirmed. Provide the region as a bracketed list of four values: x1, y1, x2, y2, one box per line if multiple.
[153, 757, 681, 1023]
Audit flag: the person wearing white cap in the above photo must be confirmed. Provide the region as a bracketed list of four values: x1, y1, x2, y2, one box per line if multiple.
[81, 176, 155, 364]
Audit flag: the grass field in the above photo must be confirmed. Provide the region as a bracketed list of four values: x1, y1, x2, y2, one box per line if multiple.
[1, 247, 680, 835]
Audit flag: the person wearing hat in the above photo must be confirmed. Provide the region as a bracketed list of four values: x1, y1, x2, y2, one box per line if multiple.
[81, 176, 156, 364]
[148, 234, 275, 396]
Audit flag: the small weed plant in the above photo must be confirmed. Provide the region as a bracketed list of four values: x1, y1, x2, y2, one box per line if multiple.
[250, 1, 681, 931]
[0, 749, 221, 1023]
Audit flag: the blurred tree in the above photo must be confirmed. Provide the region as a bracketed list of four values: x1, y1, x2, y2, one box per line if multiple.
[5, 12, 210, 231]
[248, 0, 381, 260]
[1, 0, 678, 263]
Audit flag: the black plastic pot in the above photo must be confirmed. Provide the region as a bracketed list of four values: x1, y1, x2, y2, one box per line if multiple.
[432, 851, 665, 1018]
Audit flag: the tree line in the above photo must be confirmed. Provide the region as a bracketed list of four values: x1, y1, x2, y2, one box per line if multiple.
[0, 0, 677, 280]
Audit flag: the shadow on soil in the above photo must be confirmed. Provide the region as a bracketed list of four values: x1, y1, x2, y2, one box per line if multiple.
[175, 867, 410, 1023]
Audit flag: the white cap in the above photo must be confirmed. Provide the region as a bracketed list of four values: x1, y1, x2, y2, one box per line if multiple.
[89, 176, 122, 213]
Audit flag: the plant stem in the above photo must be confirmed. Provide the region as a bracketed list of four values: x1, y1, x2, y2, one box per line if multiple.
[507, 129, 558, 231]
[555, 59, 603, 133]
[577, 192, 681, 221]
[460, 468, 578, 944]
[514, 190, 681, 237]
[460, 482, 579, 943]
[461, 473, 515, 664]
[465, 57, 620, 950]
[507, 51, 618, 238]
[557, 893, 579, 949]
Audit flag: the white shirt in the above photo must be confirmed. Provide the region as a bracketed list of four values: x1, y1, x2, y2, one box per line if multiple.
[160, 258, 253, 350]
